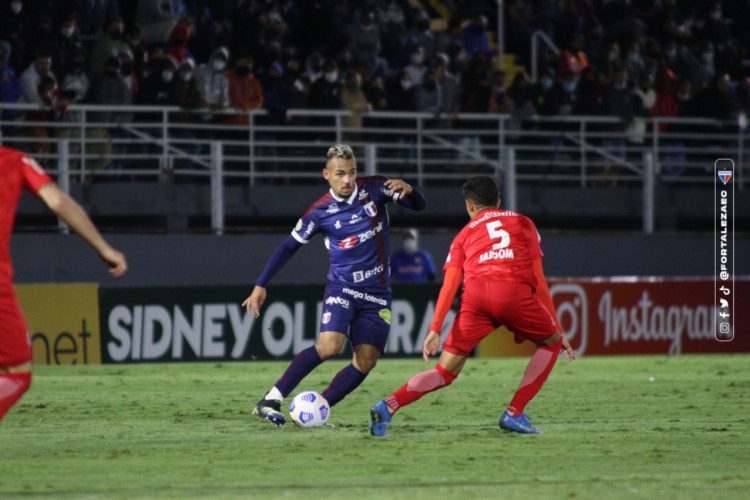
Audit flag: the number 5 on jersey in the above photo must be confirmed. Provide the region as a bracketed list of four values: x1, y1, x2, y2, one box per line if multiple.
[486, 220, 510, 250]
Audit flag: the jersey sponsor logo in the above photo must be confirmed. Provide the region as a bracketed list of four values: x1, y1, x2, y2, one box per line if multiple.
[322, 311, 331, 324]
[353, 263, 385, 283]
[363, 201, 377, 217]
[326, 203, 340, 214]
[359, 189, 369, 201]
[478, 247, 515, 263]
[325, 296, 350, 309]
[303, 221, 315, 238]
[349, 214, 362, 224]
[337, 221, 384, 249]
[339, 236, 358, 248]
[342, 287, 389, 306]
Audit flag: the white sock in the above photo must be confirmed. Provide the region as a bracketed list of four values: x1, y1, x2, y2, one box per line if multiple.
[266, 387, 283, 401]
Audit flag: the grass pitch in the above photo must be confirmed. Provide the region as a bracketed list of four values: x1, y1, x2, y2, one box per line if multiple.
[1, 355, 748, 499]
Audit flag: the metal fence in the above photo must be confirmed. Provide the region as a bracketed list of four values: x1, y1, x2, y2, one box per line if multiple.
[1, 102, 746, 233]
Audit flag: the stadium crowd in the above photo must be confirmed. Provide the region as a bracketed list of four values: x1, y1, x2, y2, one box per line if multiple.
[1, 0, 750, 163]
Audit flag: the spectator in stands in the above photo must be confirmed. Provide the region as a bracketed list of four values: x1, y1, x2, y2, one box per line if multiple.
[557, 34, 589, 77]
[601, 66, 634, 161]
[624, 42, 647, 84]
[652, 0, 693, 44]
[414, 68, 441, 115]
[348, 10, 385, 80]
[435, 53, 461, 120]
[363, 75, 389, 128]
[76, 0, 120, 39]
[288, 74, 311, 111]
[391, 228, 436, 283]
[627, 76, 656, 146]
[686, 43, 716, 92]
[140, 56, 177, 106]
[652, 69, 685, 178]
[599, 42, 623, 81]
[403, 45, 427, 86]
[309, 59, 341, 110]
[195, 46, 230, 113]
[89, 17, 129, 79]
[57, 54, 90, 166]
[119, 49, 140, 97]
[165, 18, 194, 63]
[386, 69, 417, 170]
[126, 25, 149, 83]
[0, 0, 31, 72]
[375, 0, 408, 62]
[459, 52, 493, 162]
[24, 75, 65, 155]
[25, 16, 55, 65]
[462, 14, 493, 59]
[224, 56, 263, 126]
[412, 12, 437, 61]
[51, 15, 85, 79]
[0, 41, 22, 121]
[302, 52, 324, 84]
[19, 52, 55, 104]
[506, 71, 538, 139]
[87, 56, 133, 173]
[574, 66, 604, 116]
[340, 70, 371, 142]
[488, 70, 512, 114]
[172, 57, 204, 167]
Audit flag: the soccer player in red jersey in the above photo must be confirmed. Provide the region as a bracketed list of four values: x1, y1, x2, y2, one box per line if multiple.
[370, 176, 575, 436]
[0, 146, 128, 422]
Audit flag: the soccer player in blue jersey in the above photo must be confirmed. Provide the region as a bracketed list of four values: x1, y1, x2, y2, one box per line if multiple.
[243, 144, 426, 426]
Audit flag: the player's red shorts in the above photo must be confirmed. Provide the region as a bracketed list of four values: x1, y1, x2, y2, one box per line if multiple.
[0, 283, 32, 367]
[443, 280, 558, 357]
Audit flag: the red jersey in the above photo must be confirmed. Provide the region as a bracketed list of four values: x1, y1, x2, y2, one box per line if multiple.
[1, 147, 53, 284]
[443, 208, 542, 288]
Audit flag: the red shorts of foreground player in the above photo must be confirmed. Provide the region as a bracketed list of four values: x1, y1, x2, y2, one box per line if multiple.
[0, 283, 31, 368]
[443, 280, 558, 357]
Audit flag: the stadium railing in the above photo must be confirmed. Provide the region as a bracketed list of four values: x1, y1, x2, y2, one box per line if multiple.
[1, 102, 745, 232]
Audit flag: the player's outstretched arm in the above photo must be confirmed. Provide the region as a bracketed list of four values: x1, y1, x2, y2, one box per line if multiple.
[242, 286, 267, 318]
[384, 178, 426, 211]
[242, 235, 303, 317]
[37, 183, 127, 277]
[425, 267, 463, 361]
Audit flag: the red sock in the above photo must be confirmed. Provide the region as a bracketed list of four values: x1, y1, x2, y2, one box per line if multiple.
[507, 338, 562, 416]
[385, 364, 457, 414]
[0, 372, 32, 422]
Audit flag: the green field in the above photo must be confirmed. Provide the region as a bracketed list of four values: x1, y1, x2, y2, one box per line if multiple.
[1, 355, 748, 499]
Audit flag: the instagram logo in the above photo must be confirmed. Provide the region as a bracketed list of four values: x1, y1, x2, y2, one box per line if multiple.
[550, 284, 589, 356]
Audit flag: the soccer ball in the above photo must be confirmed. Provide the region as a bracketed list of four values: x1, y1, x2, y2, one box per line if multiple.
[289, 391, 330, 427]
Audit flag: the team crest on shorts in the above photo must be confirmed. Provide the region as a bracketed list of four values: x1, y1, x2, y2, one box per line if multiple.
[363, 202, 377, 217]
[322, 311, 331, 324]
[379, 309, 391, 325]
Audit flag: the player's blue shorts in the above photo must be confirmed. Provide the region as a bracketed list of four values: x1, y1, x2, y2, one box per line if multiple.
[320, 283, 392, 352]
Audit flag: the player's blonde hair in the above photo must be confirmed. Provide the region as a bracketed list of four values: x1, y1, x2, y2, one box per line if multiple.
[326, 144, 355, 161]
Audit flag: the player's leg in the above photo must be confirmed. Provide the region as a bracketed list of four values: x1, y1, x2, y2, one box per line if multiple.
[0, 361, 32, 422]
[500, 284, 564, 434]
[320, 294, 391, 407]
[371, 300, 495, 437]
[254, 284, 354, 426]
[254, 331, 346, 426]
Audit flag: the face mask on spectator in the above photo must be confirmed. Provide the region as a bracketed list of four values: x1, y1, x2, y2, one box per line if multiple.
[180, 71, 193, 82]
[401, 79, 412, 90]
[293, 79, 306, 92]
[213, 59, 226, 71]
[61, 26, 75, 38]
[324, 71, 338, 83]
[11, 2, 22, 14]
[162, 70, 174, 82]
[403, 240, 417, 253]
[540, 77, 553, 90]
[562, 81, 577, 93]
[411, 53, 424, 65]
